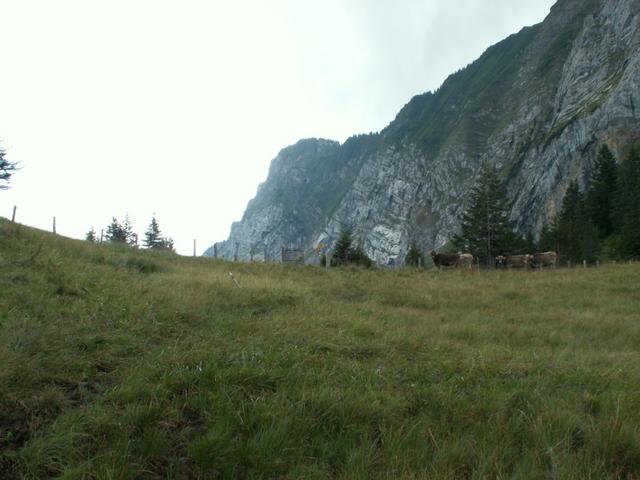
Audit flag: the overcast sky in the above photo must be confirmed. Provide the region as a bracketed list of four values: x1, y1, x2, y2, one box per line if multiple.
[0, 0, 555, 255]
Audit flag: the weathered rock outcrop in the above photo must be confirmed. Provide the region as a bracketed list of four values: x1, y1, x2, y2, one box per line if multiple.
[205, 0, 640, 264]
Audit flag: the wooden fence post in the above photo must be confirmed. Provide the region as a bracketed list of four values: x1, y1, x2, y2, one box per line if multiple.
[326, 252, 333, 268]
[11, 206, 16, 223]
[193, 239, 196, 257]
[213, 243, 218, 259]
[53, 216, 56, 234]
[100, 229, 104, 243]
[583, 260, 587, 269]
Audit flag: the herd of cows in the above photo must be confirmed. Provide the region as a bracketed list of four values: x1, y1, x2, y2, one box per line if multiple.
[429, 251, 558, 270]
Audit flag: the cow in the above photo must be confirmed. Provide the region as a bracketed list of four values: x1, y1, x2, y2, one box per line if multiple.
[495, 254, 532, 269]
[458, 253, 474, 269]
[531, 251, 557, 269]
[430, 251, 460, 269]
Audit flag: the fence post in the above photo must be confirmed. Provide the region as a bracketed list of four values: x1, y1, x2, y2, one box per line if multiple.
[193, 239, 196, 257]
[567, 260, 571, 268]
[326, 252, 333, 268]
[583, 260, 587, 269]
[53, 216, 56, 234]
[11, 206, 16, 223]
[596, 260, 600, 268]
[213, 243, 218, 259]
[234, 242, 239, 262]
[100, 229, 104, 243]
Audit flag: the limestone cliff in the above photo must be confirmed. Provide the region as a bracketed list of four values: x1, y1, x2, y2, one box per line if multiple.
[205, 0, 640, 265]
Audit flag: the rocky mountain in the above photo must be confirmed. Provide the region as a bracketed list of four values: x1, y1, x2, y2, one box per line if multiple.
[205, 0, 640, 265]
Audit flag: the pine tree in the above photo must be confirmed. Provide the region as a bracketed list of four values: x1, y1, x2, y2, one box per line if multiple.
[612, 147, 640, 258]
[330, 229, 373, 267]
[453, 163, 513, 267]
[85, 227, 97, 242]
[404, 242, 424, 267]
[555, 181, 600, 263]
[144, 215, 163, 249]
[105, 217, 127, 243]
[332, 229, 353, 266]
[122, 214, 136, 246]
[586, 145, 617, 237]
[0, 145, 17, 190]
[538, 221, 558, 253]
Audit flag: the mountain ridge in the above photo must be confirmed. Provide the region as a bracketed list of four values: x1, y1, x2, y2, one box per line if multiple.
[206, 0, 640, 264]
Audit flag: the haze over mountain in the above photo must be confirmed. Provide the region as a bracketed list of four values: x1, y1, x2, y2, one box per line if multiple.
[206, 0, 640, 264]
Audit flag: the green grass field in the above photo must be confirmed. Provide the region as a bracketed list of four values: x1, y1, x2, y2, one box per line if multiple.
[1, 218, 640, 479]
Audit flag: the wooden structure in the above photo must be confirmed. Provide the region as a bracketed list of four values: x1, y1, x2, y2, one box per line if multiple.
[281, 248, 304, 264]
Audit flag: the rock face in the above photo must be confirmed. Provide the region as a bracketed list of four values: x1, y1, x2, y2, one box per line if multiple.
[205, 0, 640, 265]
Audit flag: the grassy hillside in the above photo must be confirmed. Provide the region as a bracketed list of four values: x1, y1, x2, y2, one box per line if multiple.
[1, 218, 640, 479]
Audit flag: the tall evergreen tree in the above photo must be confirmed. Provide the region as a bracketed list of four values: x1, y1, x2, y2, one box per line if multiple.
[538, 221, 558, 253]
[453, 163, 513, 267]
[556, 181, 584, 262]
[612, 147, 640, 258]
[105, 217, 127, 243]
[144, 215, 163, 249]
[555, 181, 600, 263]
[332, 229, 353, 266]
[0, 145, 17, 190]
[586, 145, 617, 237]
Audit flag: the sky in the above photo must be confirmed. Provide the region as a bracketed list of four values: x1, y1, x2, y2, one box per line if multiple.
[0, 0, 556, 255]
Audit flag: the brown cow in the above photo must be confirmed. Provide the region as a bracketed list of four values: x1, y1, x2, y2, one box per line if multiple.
[430, 251, 460, 269]
[531, 251, 557, 269]
[496, 254, 532, 269]
[458, 253, 474, 269]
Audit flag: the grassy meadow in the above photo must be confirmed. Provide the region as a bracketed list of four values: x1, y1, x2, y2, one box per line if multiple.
[1, 217, 640, 479]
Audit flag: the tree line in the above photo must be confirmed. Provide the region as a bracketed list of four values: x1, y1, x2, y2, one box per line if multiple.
[319, 143, 639, 269]
[86, 214, 175, 252]
[539, 145, 640, 263]
[445, 144, 640, 267]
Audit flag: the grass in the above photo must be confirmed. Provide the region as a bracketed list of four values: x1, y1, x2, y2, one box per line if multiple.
[1, 217, 640, 479]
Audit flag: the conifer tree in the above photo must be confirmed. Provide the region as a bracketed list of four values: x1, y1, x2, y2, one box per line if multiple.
[556, 181, 584, 261]
[330, 229, 373, 267]
[405, 242, 424, 267]
[122, 214, 136, 246]
[0, 145, 17, 190]
[555, 181, 599, 263]
[105, 217, 127, 243]
[453, 163, 513, 267]
[538, 221, 558, 253]
[586, 145, 617, 237]
[159, 237, 175, 253]
[332, 229, 353, 266]
[612, 147, 640, 258]
[85, 227, 97, 242]
[144, 215, 163, 249]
